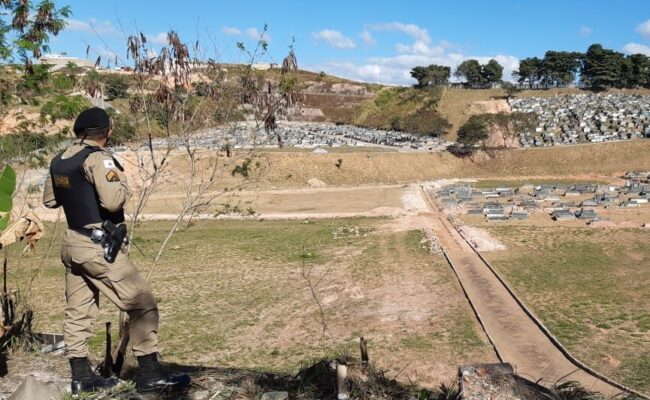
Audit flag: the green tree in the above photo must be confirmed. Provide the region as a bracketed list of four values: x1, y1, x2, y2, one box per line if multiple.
[623, 53, 650, 88]
[581, 44, 624, 90]
[106, 109, 136, 144]
[509, 111, 538, 136]
[513, 57, 543, 88]
[457, 114, 489, 147]
[454, 59, 483, 87]
[541, 51, 583, 87]
[486, 111, 538, 147]
[487, 112, 512, 146]
[481, 59, 503, 84]
[502, 81, 521, 98]
[410, 64, 451, 87]
[82, 69, 102, 97]
[17, 62, 51, 96]
[40, 94, 91, 123]
[102, 73, 129, 99]
[0, 0, 71, 63]
[63, 61, 82, 87]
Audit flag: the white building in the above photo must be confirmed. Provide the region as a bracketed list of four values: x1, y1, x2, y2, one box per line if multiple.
[39, 54, 96, 71]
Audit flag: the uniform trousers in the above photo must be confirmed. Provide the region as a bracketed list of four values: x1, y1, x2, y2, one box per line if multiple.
[61, 229, 159, 358]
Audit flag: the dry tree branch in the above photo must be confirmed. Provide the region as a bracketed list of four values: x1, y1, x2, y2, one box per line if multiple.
[300, 245, 333, 345]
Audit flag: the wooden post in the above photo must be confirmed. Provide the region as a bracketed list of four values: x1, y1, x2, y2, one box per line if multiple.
[99, 322, 113, 378]
[360, 336, 369, 366]
[111, 317, 130, 375]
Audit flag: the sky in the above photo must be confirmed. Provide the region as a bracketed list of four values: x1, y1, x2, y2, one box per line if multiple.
[44, 0, 650, 85]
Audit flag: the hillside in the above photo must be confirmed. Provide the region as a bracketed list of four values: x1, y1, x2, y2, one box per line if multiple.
[4, 62, 650, 149]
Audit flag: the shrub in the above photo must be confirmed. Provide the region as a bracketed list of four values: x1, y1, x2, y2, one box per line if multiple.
[51, 74, 75, 92]
[106, 109, 136, 144]
[17, 64, 52, 96]
[457, 114, 490, 147]
[40, 95, 92, 123]
[0, 132, 66, 164]
[102, 74, 129, 100]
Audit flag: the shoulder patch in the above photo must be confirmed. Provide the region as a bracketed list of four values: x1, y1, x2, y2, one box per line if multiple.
[53, 175, 71, 188]
[106, 170, 120, 182]
[103, 159, 116, 169]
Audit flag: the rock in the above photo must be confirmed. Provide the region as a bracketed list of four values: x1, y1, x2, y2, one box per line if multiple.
[192, 389, 211, 400]
[330, 83, 369, 95]
[307, 178, 327, 188]
[8, 376, 58, 400]
[260, 391, 289, 400]
[459, 363, 553, 400]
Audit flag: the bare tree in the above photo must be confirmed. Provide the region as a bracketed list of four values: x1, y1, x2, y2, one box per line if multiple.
[106, 25, 305, 283]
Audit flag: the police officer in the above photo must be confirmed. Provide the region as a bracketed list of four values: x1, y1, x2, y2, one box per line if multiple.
[43, 108, 191, 394]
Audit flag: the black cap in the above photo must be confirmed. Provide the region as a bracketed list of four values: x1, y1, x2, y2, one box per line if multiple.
[73, 107, 110, 135]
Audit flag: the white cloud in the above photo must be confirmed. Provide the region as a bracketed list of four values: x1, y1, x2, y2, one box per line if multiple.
[147, 32, 168, 45]
[312, 22, 519, 85]
[396, 40, 444, 56]
[65, 18, 117, 35]
[245, 27, 271, 42]
[222, 26, 242, 36]
[372, 22, 431, 44]
[635, 19, 650, 38]
[221, 26, 270, 42]
[579, 26, 593, 36]
[360, 29, 376, 46]
[316, 61, 383, 82]
[623, 42, 650, 56]
[312, 29, 356, 49]
[65, 18, 91, 31]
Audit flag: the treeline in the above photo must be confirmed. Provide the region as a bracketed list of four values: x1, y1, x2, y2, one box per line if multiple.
[411, 43, 650, 90]
[410, 59, 503, 88]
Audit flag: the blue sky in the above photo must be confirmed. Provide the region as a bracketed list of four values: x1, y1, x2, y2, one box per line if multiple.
[48, 0, 650, 85]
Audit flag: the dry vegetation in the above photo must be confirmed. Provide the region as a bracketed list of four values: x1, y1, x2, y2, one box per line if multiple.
[352, 87, 450, 135]
[7, 218, 495, 389]
[255, 140, 650, 189]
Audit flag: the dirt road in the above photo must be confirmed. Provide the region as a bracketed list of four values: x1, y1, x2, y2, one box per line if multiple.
[419, 193, 629, 396]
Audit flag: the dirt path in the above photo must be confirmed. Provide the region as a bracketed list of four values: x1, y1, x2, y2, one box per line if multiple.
[418, 191, 629, 396]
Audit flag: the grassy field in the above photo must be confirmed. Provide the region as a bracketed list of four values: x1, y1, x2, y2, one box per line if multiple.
[480, 225, 650, 391]
[7, 218, 495, 388]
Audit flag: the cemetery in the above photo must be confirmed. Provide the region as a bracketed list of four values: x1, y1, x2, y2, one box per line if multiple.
[112, 122, 447, 153]
[433, 171, 649, 224]
[509, 94, 650, 147]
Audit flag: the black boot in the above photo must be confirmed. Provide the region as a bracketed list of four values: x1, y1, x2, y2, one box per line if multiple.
[69, 357, 118, 394]
[136, 353, 191, 393]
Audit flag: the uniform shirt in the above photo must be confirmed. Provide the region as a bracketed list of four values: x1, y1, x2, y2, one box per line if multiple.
[43, 139, 130, 229]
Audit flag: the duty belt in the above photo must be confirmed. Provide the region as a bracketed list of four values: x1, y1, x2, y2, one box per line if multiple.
[73, 227, 107, 244]
[74, 222, 128, 263]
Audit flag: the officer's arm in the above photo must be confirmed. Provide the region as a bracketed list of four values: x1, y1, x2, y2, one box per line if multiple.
[42, 173, 60, 208]
[84, 152, 131, 212]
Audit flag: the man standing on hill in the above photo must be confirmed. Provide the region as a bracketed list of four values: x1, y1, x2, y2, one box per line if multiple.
[43, 107, 190, 395]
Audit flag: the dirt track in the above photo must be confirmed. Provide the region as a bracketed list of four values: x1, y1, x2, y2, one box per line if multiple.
[418, 191, 628, 396]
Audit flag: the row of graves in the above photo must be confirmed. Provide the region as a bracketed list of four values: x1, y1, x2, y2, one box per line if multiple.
[129, 122, 444, 152]
[509, 94, 650, 147]
[434, 174, 649, 222]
